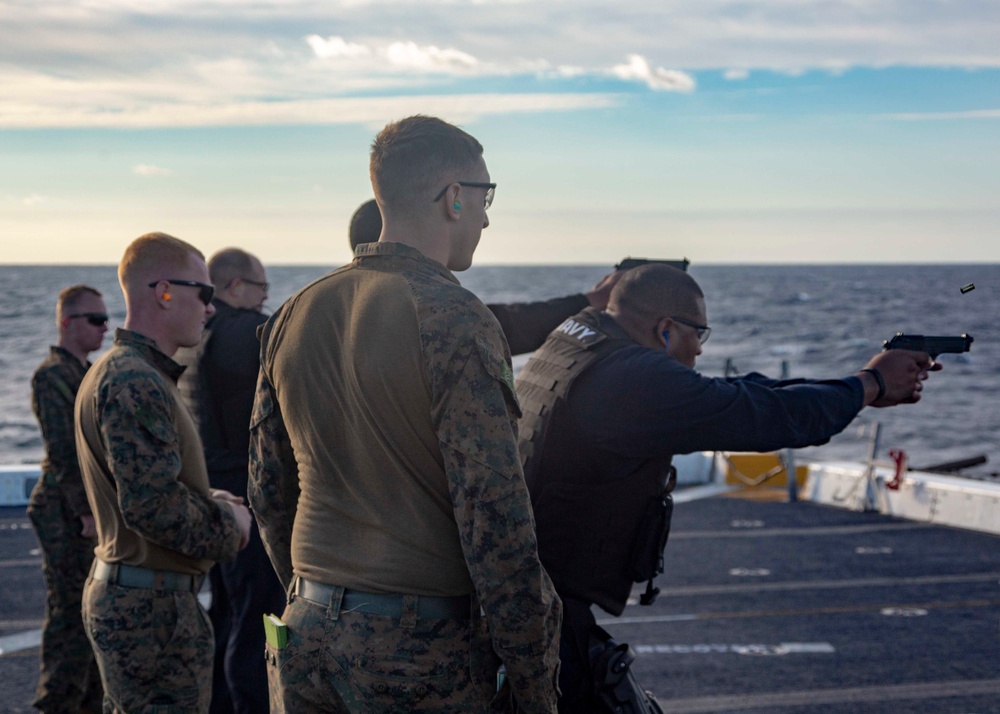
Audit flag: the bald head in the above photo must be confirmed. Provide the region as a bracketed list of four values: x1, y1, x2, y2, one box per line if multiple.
[208, 247, 268, 311]
[209, 248, 260, 287]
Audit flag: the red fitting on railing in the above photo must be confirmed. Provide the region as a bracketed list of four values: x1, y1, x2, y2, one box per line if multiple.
[887, 449, 907, 490]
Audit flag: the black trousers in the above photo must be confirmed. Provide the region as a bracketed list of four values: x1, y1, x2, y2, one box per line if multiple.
[558, 596, 602, 713]
[208, 472, 287, 714]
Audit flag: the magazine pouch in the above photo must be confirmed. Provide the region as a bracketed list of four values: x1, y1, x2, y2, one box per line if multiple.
[628, 466, 676, 607]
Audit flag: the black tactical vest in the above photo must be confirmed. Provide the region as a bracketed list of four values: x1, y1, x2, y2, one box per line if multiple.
[516, 309, 674, 616]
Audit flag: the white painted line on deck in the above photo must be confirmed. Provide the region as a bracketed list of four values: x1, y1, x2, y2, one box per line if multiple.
[673, 484, 737, 503]
[881, 607, 928, 617]
[598, 613, 700, 625]
[728, 567, 771, 577]
[664, 678, 1000, 713]
[671, 522, 926, 539]
[0, 558, 42, 569]
[0, 629, 40, 656]
[632, 642, 835, 656]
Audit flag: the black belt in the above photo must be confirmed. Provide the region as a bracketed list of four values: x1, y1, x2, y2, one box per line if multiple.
[294, 577, 470, 620]
[91, 560, 203, 594]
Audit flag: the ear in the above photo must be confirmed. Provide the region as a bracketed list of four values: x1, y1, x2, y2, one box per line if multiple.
[60, 317, 71, 329]
[149, 280, 171, 306]
[656, 317, 672, 348]
[443, 185, 462, 221]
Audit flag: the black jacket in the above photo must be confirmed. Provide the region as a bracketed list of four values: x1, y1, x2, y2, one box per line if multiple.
[515, 307, 865, 615]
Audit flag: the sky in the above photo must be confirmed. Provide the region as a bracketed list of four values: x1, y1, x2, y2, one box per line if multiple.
[1, 0, 998, 266]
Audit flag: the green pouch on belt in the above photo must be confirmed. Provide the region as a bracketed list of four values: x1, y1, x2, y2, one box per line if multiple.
[263, 613, 288, 649]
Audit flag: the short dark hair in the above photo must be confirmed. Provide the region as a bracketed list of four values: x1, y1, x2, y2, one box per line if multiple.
[369, 115, 483, 215]
[348, 199, 383, 250]
[208, 247, 258, 288]
[608, 264, 704, 326]
[57, 285, 102, 317]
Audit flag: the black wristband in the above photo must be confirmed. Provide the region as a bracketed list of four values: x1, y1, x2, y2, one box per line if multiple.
[860, 367, 886, 402]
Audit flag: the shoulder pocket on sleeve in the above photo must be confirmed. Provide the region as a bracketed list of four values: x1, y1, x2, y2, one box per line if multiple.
[475, 335, 522, 420]
[249, 376, 275, 431]
[113, 388, 174, 446]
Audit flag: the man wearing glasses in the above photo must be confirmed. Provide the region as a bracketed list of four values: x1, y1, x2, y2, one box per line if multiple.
[177, 247, 284, 714]
[515, 264, 938, 712]
[28, 284, 108, 714]
[76, 232, 252, 712]
[250, 115, 561, 712]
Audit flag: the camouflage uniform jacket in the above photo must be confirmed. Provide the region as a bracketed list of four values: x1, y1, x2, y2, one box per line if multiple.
[31, 346, 91, 517]
[75, 328, 242, 575]
[250, 241, 562, 712]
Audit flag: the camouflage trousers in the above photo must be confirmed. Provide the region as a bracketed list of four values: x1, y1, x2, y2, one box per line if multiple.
[82, 574, 214, 713]
[27, 485, 103, 714]
[267, 581, 512, 713]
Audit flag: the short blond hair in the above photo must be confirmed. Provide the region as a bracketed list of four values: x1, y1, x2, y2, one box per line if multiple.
[56, 284, 102, 319]
[119, 232, 205, 294]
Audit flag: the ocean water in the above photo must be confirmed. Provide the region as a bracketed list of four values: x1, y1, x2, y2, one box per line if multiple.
[1, 263, 996, 476]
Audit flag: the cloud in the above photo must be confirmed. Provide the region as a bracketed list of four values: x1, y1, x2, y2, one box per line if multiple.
[384, 41, 478, 72]
[0, 93, 620, 130]
[21, 194, 47, 207]
[133, 164, 174, 176]
[306, 35, 370, 60]
[306, 35, 549, 76]
[610, 55, 696, 92]
[3, 1, 1000, 129]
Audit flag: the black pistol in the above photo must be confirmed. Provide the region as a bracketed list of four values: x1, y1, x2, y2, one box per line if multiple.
[883, 333, 974, 359]
[615, 257, 690, 272]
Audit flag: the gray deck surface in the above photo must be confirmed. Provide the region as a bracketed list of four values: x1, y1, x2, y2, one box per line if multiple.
[2, 492, 999, 713]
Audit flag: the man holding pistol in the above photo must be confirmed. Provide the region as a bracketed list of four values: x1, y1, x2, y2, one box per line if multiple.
[515, 264, 939, 712]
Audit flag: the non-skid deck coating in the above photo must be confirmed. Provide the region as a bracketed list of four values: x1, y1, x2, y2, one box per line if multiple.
[2, 494, 999, 713]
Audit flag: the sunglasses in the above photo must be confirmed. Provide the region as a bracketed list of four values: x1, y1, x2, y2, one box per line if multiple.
[67, 312, 109, 327]
[148, 279, 215, 306]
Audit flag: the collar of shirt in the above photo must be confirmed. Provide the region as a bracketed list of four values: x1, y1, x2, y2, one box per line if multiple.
[581, 307, 634, 342]
[113, 328, 186, 382]
[353, 241, 459, 286]
[50, 344, 90, 368]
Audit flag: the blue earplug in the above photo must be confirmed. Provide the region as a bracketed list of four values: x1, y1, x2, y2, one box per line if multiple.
[662, 331, 670, 350]
[453, 202, 462, 210]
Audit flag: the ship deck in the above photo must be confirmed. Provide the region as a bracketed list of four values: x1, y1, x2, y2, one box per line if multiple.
[2, 491, 999, 713]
